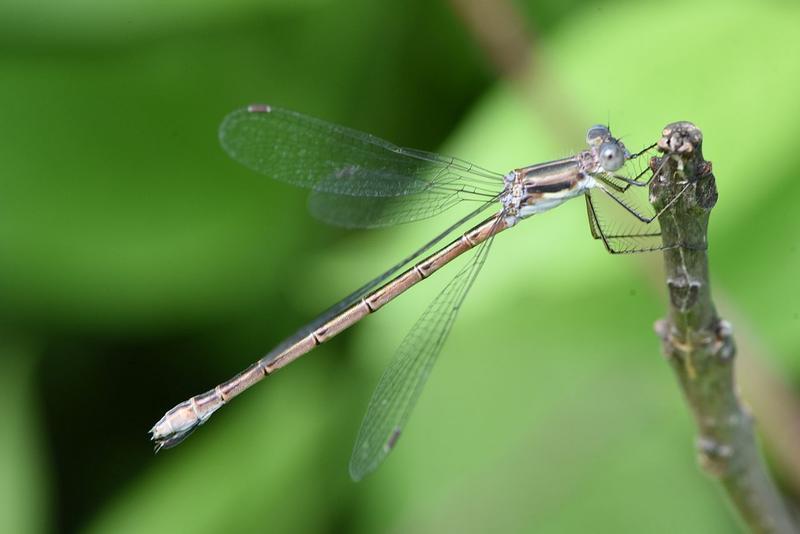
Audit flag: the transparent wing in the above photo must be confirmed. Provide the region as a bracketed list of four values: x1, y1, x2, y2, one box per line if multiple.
[219, 105, 503, 227]
[348, 222, 497, 481]
[308, 187, 498, 229]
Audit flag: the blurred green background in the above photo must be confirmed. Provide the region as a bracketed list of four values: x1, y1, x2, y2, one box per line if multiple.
[2, 0, 800, 532]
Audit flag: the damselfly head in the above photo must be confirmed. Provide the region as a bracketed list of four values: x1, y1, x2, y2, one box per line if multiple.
[586, 125, 628, 172]
[586, 125, 611, 146]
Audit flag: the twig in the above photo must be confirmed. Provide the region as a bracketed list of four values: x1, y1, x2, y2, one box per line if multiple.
[650, 122, 798, 534]
[445, 0, 584, 146]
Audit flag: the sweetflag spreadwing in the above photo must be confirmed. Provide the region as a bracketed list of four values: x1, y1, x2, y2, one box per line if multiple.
[151, 104, 682, 481]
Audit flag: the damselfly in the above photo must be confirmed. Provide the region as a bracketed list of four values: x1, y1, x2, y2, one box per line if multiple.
[151, 104, 679, 481]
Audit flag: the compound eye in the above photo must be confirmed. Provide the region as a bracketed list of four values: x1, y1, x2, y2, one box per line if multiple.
[599, 142, 625, 171]
[586, 125, 610, 145]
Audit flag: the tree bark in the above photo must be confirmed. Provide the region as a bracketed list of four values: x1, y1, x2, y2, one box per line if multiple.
[650, 122, 797, 534]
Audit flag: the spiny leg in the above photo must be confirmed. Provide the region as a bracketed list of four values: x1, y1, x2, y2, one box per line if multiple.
[585, 194, 602, 241]
[599, 166, 654, 192]
[593, 142, 660, 193]
[594, 179, 692, 224]
[584, 194, 666, 254]
[628, 142, 658, 160]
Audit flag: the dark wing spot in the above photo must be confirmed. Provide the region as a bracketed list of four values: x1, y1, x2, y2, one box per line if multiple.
[384, 427, 402, 452]
[247, 104, 272, 113]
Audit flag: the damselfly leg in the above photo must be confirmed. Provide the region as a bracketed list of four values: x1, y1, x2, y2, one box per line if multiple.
[583, 143, 696, 254]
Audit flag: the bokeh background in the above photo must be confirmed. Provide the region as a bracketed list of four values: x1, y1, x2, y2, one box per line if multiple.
[2, 0, 800, 532]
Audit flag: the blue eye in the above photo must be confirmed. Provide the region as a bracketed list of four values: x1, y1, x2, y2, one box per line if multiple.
[599, 142, 624, 171]
[586, 125, 610, 145]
